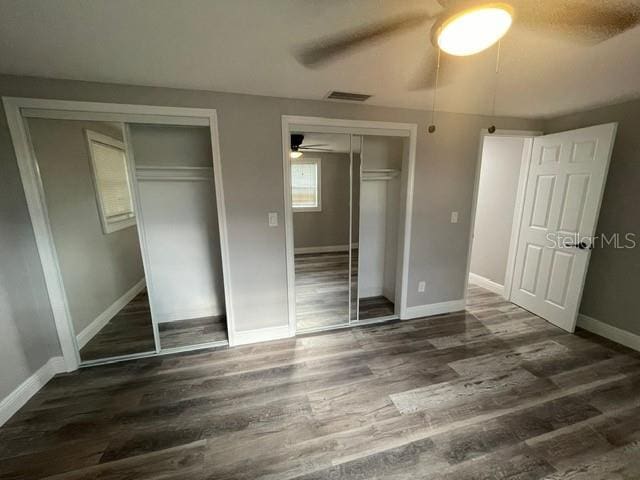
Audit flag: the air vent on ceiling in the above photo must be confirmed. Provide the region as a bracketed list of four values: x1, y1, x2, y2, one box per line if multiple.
[326, 91, 372, 102]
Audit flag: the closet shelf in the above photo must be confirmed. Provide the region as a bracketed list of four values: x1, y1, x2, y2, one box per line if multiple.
[362, 168, 400, 181]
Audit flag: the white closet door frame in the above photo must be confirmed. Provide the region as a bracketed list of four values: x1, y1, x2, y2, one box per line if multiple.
[3, 97, 236, 371]
[281, 115, 418, 337]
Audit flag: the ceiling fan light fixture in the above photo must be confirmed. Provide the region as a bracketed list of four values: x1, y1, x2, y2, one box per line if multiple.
[290, 150, 303, 159]
[434, 3, 513, 56]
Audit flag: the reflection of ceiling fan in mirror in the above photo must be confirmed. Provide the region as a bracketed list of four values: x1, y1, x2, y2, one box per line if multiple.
[297, 0, 640, 89]
[290, 134, 334, 158]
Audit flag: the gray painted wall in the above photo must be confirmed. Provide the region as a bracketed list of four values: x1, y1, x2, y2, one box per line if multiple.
[293, 152, 351, 249]
[129, 124, 213, 168]
[470, 136, 525, 286]
[0, 101, 60, 400]
[27, 118, 145, 336]
[362, 136, 404, 170]
[544, 99, 640, 336]
[0, 73, 542, 402]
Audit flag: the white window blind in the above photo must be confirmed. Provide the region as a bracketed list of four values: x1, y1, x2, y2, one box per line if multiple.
[86, 130, 136, 233]
[291, 159, 321, 210]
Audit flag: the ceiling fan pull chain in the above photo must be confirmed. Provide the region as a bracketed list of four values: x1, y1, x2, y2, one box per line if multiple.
[428, 48, 442, 134]
[488, 40, 502, 134]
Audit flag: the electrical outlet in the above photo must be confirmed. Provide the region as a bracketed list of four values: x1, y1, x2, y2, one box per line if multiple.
[418, 281, 426, 293]
[451, 211, 459, 224]
[268, 212, 278, 227]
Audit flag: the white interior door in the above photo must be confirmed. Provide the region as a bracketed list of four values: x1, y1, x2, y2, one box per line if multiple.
[510, 123, 617, 332]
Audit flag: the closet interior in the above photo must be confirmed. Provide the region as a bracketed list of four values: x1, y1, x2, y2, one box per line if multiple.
[290, 130, 407, 332]
[25, 112, 229, 364]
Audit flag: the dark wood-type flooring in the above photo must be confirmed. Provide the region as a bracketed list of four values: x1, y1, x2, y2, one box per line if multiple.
[3, 284, 640, 479]
[295, 252, 350, 330]
[80, 291, 228, 360]
[159, 315, 228, 350]
[359, 295, 395, 320]
[295, 251, 396, 329]
[80, 290, 155, 361]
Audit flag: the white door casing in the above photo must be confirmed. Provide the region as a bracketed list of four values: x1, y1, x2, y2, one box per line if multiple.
[510, 123, 617, 332]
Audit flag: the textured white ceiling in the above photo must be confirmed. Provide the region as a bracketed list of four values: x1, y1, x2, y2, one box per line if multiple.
[1, 0, 640, 118]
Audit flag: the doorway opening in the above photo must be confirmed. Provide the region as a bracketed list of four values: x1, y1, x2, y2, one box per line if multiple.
[467, 131, 537, 301]
[467, 124, 617, 333]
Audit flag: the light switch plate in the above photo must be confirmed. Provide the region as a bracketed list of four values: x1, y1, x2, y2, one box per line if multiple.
[418, 281, 426, 293]
[268, 212, 278, 227]
[451, 211, 459, 224]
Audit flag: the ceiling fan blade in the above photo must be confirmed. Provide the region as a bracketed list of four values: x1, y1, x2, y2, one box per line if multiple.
[408, 50, 454, 91]
[514, 0, 640, 42]
[300, 147, 335, 152]
[296, 12, 434, 67]
[299, 143, 329, 148]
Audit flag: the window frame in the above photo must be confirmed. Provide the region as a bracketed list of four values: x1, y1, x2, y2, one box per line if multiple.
[85, 129, 137, 234]
[291, 157, 322, 212]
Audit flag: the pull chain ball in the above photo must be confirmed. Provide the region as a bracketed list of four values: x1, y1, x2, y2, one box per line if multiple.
[428, 125, 436, 133]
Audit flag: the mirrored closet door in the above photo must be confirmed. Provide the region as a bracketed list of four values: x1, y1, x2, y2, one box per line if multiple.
[127, 124, 229, 352]
[290, 130, 407, 332]
[290, 131, 353, 331]
[26, 118, 155, 363]
[349, 135, 361, 323]
[23, 108, 231, 365]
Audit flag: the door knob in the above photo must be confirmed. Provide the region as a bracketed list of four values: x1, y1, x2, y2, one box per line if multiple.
[565, 241, 591, 250]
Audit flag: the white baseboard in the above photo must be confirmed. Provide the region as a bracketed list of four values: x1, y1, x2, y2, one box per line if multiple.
[232, 325, 291, 346]
[578, 314, 640, 352]
[155, 306, 225, 323]
[294, 244, 351, 254]
[0, 356, 65, 426]
[468, 273, 505, 296]
[76, 278, 146, 348]
[403, 299, 466, 320]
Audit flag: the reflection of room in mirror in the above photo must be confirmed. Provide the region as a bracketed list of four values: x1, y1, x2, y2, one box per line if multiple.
[291, 132, 355, 331]
[26, 118, 155, 362]
[290, 131, 406, 330]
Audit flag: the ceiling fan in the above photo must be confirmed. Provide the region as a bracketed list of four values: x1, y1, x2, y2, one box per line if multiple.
[290, 134, 334, 158]
[297, 0, 640, 88]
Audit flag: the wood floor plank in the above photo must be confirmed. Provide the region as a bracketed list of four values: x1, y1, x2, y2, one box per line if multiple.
[80, 290, 156, 361]
[43, 441, 206, 480]
[1, 283, 639, 479]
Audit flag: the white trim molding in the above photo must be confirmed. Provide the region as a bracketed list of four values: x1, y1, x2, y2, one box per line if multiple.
[0, 356, 65, 426]
[578, 314, 640, 352]
[403, 299, 466, 320]
[233, 325, 292, 346]
[468, 273, 505, 297]
[76, 279, 146, 348]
